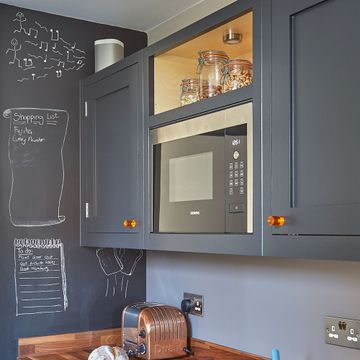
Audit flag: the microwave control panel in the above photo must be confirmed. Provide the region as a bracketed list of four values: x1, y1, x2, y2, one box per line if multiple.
[225, 124, 247, 233]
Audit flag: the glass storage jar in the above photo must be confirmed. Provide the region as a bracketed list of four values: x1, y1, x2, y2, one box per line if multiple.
[221, 59, 253, 92]
[180, 78, 200, 106]
[197, 50, 229, 99]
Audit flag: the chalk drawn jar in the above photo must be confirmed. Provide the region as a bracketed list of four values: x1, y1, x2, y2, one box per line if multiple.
[221, 59, 253, 92]
[197, 50, 229, 99]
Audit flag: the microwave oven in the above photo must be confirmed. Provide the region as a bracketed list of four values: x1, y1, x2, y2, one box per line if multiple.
[150, 102, 253, 234]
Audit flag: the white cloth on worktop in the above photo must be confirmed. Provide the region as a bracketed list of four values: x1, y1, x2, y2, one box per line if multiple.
[88, 346, 129, 360]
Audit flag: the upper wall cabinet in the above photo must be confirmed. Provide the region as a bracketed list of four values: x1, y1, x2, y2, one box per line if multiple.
[263, 0, 360, 260]
[143, 0, 263, 255]
[80, 52, 144, 249]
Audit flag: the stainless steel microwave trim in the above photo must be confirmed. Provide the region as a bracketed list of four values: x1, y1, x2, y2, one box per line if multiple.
[151, 102, 252, 144]
[150, 102, 253, 233]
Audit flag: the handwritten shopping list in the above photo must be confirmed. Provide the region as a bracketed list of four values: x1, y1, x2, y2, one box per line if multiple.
[3, 108, 69, 227]
[14, 238, 68, 316]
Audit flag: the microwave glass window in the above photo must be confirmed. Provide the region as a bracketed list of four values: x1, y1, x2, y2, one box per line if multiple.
[169, 152, 213, 202]
[151, 102, 253, 234]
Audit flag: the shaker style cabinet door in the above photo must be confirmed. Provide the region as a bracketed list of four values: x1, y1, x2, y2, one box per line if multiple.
[80, 54, 143, 248]
[265, 0, 360, 259]
[271, 0, 360, 236]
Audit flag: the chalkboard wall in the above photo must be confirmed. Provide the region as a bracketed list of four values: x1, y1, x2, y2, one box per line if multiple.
[0, 4, 147, 359]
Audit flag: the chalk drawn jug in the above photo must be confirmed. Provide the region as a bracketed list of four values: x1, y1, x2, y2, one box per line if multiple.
[3, 107, 68, 227]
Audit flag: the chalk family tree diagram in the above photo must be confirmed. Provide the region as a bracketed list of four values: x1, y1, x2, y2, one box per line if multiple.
[5, 11, 86, 82]
[96, 248, 144, 298]
[3, 107, 69, 227]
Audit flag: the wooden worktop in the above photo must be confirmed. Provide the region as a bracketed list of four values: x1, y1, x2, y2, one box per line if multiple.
[17, 328, 269, 360]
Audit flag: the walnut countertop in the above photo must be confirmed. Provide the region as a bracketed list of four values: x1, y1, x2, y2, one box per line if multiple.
[17, 328, 269, 360]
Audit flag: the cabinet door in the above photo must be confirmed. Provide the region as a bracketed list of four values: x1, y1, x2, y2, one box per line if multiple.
[270, 0, 360, 237]
[81, 59, 143, 248]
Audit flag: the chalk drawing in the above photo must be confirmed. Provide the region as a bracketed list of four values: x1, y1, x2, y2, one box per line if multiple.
[13, 12, 39, 38]
[23, 58, 33, 67]
[6, 12, 87, 81]
[3, 108, 68, 227]
[52, 49, 64, 56]
[14, 238, 68, 316]
[50, 29, 59, 41]
[96, 248, 143, 298]
[76, 63, 85, 71]
[59, 37, 71, 47]
[25, 40, 38, 47]
[66, 51, 75, 63]
[64, 66, 76, 71]
[27, 53, 42, 60]
[23, 66, 36, 72]
[35, 21, 48, 32]
[13, 12, 27, 35]
[39, 41, 48, 51]
[6, 38, 22, 68]
[27, 28, 38, 39]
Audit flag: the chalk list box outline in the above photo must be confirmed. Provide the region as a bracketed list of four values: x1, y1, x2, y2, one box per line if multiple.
[3, 107, 69, 227]
[14, 238, 68, 316]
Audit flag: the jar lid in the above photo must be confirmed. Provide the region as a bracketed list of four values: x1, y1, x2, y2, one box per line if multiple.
[223, 59, 253, 69]
[199, 50, 229, 62]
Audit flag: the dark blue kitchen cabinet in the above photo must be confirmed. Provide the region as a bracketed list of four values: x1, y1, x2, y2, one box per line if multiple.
[80, 51, 144, 248]
[263, 0, 360, 260]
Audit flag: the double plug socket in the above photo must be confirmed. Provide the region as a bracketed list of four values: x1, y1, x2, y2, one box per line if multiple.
[182, 292, 204, 316]
[325, 316, 360, 349]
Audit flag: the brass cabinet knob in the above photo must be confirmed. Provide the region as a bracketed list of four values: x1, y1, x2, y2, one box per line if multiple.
[123, 219, 137, 228]
[267, 215, 285, 227]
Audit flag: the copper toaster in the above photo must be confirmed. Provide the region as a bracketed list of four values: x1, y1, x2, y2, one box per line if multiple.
[122, 302, 189, 359]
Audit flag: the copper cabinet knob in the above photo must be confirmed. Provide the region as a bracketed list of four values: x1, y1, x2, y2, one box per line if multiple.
[123, 219, 137, 228]
[267, 215, 285, 227]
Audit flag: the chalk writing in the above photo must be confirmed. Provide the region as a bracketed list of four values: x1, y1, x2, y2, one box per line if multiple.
[3, 107, 69, 227]
[14, 238, 68, 316]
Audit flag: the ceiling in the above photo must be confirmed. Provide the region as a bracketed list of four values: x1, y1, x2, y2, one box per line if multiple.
[2, 0, 206, 32]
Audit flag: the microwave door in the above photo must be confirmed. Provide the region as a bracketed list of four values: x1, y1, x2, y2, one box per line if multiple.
[153, 132, 225, 233]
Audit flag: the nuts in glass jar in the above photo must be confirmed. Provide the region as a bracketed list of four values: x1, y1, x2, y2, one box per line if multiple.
[221, 59, 253, 92]
[180, 78, 200, 106]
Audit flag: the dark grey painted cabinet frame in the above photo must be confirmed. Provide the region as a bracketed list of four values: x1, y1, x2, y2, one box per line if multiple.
[142, 0, 263, 255]
[80, 51, 144, 249]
